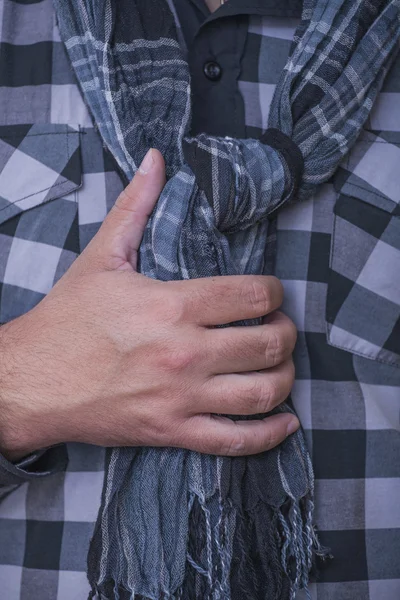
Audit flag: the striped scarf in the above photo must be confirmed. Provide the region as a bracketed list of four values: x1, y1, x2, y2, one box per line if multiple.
[54, 1, 400, 598]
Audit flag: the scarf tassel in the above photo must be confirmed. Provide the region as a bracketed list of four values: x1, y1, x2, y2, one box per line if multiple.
[90, 491, 329, 600]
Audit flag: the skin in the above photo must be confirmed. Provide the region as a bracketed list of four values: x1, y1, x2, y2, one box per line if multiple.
[0, 149, 299, 461]
[205, 0, 224, 12]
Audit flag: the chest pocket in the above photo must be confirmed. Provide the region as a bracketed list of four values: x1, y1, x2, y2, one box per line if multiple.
[327, 130, 400, 368]
[0, 124, 82, 324]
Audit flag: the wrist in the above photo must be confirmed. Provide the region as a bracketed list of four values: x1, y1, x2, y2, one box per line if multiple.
[0, 317, 54, 461]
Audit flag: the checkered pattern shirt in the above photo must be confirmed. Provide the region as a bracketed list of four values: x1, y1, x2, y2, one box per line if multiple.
[0, 1, 399, 599]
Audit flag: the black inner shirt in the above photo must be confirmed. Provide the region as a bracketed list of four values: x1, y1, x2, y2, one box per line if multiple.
[173, 0, 302, 137]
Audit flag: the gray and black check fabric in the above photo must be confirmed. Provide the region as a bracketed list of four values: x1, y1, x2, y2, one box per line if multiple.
[0, 1, 399, 599]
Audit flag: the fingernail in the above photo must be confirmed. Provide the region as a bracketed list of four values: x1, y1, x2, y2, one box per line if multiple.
[286, 418, 299, 437]
[139, 149, 154, 175]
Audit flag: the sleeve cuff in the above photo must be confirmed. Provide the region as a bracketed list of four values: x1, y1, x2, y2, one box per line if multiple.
[0, 444, 68, 486]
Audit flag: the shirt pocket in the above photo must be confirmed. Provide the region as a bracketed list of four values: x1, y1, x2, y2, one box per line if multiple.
[326, 131, 400, 368]
[0, 124, 82, 323]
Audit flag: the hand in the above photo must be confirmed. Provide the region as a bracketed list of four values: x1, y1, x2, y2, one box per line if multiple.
[0, 149, 299, 461]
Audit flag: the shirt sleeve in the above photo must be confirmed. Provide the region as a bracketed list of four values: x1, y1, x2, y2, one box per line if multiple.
[0, 445, 68, 495]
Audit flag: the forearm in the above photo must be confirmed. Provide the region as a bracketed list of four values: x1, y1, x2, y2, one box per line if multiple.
[0, 319, 68, 486]
[0, 319, 24, 461]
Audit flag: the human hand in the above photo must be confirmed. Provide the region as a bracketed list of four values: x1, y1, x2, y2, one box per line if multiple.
[0, 149, 299, 461]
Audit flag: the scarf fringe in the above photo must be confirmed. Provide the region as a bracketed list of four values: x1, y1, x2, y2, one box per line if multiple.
[89, 493, 329, 600]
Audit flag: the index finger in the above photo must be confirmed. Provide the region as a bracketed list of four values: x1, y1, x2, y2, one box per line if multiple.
[174, 275, 283, 326]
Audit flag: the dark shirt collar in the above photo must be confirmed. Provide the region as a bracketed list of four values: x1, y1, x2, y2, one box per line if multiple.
[191, 0, 303, 19]
[175, 0, 302, 48]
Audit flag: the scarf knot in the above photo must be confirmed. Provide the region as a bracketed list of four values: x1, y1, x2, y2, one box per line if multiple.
[182, 129, 304, 234]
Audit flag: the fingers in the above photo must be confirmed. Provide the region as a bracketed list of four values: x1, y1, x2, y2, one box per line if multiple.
[206, 311, 297, 374]
[178, 411, 300, 456]
[173, 275, 283, 325]
[83, 148, 166, 272]
[198, 359, 295, 416]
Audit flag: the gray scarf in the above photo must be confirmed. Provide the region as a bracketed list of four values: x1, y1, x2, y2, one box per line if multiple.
[53, 0, 400, 598]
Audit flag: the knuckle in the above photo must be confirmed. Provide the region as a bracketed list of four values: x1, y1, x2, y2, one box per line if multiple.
[157, 344, 196, 374]
[260, 380, 279, 412]
[114, 188, 136, 213]
[224, 428, 247, 456]
[159, 292, 185, 324]
[243, 379, 270, 414]
[265, 330, 286, 365]
[147, 415, 176, 444]
[244, 279, 273, 313]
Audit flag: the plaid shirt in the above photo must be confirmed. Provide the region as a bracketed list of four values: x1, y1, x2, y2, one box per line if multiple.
[0, 1, 399, 599]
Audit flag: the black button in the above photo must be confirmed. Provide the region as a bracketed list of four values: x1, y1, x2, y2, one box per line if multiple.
[203, 61, 222, 81]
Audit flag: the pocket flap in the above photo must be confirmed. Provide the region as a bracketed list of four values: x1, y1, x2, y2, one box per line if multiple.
[332, 130, 400, 215]
[0, 124, 82, 226]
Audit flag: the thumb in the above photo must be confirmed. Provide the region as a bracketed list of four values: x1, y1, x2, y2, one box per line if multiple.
[83, 148, 166, 272]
